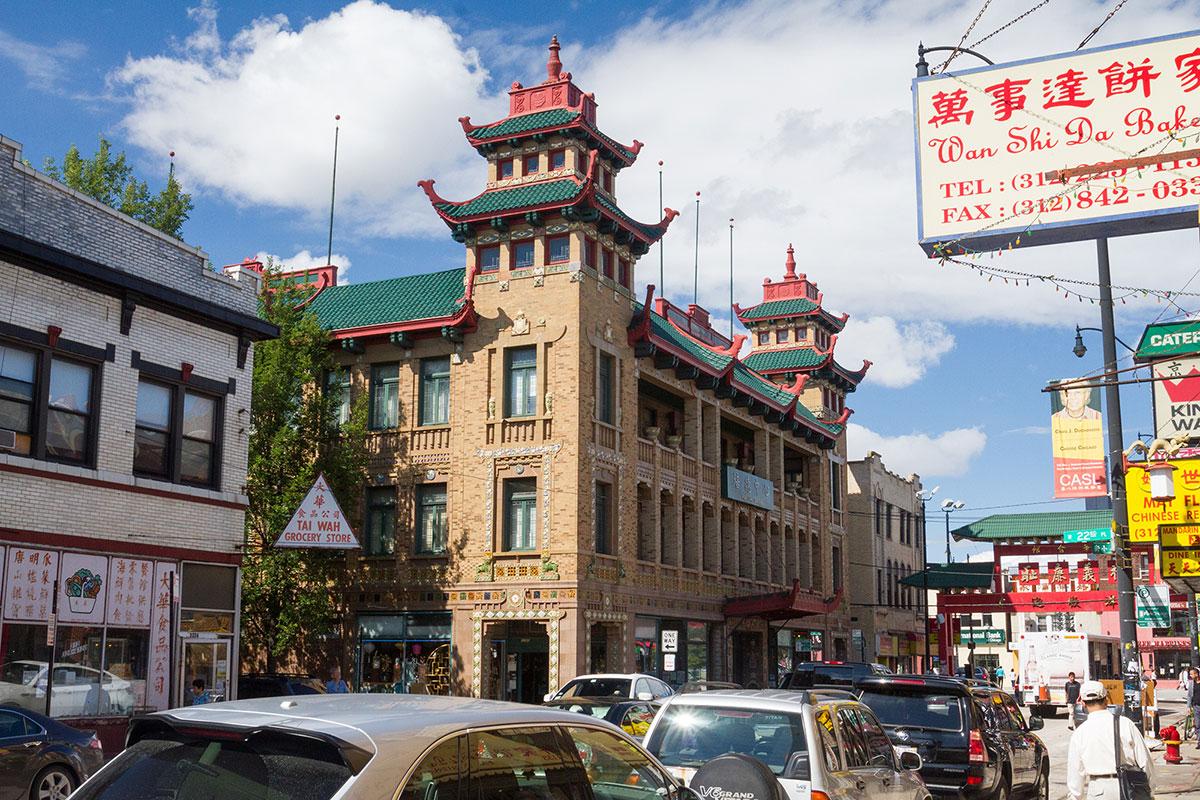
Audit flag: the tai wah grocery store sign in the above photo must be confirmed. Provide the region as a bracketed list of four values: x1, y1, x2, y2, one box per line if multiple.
[914, 30, 1200, 254]
[275, 474, 359, 549]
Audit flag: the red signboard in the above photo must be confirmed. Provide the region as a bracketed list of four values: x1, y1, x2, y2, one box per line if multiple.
[1016, 562, 1041, 589]
[1047, 561, 1071, 587]
[1077, 560, 1100, 589]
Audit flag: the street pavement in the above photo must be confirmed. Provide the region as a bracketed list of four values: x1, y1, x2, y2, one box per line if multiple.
[1037, 699, 1200, 798]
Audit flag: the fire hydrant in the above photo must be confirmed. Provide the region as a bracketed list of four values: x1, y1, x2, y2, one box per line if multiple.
[1162, 725, 1182, 764]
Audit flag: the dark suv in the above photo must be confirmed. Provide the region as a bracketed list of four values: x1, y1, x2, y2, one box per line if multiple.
[856, 675, 1049, 800]
[780, 661, 891, 689]
[237, 673, 327, 699]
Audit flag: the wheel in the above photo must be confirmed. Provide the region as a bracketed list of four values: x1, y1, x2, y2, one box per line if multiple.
[31, 766, 75, 800]
[1034, 760, 1049, 800]
[991, 771, 1011, 800]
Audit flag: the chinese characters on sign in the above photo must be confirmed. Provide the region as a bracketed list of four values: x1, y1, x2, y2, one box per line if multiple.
[106, 558, 154, 628]
[275, 474, 360, 548]
[4, 549, 55, 622]
[1077, 559, 1100, 588]
[1049, 382, 1107, 498]
[144, 562, 177, 712]
[721, 464, 775, 511]
[914, 31, 1200, 254]
[1127, 458, 1200, 541]
[1048, 561, 1071, 588]
[1152, 357, 1200, 440]
[1016, 562, 1041, 590]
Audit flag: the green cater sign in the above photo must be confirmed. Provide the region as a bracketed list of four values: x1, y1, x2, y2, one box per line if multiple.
[723, 464, 774, 511]
[957, 628, 1006, 645]
[1064, 528, 1110, 543]
[1136, 322, 1200, 360]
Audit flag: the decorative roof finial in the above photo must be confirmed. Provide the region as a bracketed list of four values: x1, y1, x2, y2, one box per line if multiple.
[547, 35, 562, 82]
[784, 243, 797, 280]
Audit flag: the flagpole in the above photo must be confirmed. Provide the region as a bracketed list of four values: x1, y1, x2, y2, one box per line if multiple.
[728, 218, 735, 339]
[693, 191, 701, 306]
[658, 160, 664, 299]
[326, 114, 341, 267]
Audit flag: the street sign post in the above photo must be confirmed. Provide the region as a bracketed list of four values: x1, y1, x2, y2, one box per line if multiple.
[1064, 528, 1110, 543]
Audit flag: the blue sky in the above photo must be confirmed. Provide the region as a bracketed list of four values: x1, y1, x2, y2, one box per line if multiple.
[4, 0, 1199, 561]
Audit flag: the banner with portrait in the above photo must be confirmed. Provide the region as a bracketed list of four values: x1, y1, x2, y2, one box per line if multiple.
[1050, 381, 1107, 498]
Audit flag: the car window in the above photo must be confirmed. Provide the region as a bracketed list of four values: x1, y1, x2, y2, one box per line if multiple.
[813, 706, 842, 772]
[634, 679, 649, 697]
[977, 694, 1016, 731]
[561, 679, 633, 699]
[858, 690, 965, 732]
[468, 727, 588, 800]
[855, 708, 896, 770]
[555, 702, 613, 720]
[652, 680, 672, 699]
[621, 705, 655, 738]
[836, 707, 870, 769]
[567, 726, 669, 800]
[401, 736, 462, 800]
[1001, 696, 1027, 730]
[0, 710, 27, 739]
[645, 704, 808, 775]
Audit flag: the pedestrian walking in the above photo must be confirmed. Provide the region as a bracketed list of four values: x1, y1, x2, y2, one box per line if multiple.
[995, 664, 1005, 687]
[1181, 667, 1193, 702]
[326, 665, 351, 694]
[1066, 680, 1154, 800]
[1066, 671, 1082, 730]
[1189, 667, 1200, 746]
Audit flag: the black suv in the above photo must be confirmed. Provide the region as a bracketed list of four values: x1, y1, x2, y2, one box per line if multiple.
[779, 661, 891, 689]
[238, 673, 327, 699]
[856, 675, 1049, 800]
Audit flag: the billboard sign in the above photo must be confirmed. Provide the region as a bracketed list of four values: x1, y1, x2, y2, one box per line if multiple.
[1136, 321, 1200, 360]
[1050, 381, 1107, 498]
[1151, 357, 1200, 439]
[1127, 459, 1200, 541]
[275, 474, 359, 548]
[913, 29, 1200, 255]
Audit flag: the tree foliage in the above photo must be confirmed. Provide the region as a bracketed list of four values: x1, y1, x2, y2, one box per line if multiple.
[240, 268, 367, 672]
[43, 136, 194, 239]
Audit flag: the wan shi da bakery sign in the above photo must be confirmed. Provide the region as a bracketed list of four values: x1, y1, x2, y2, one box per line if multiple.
[913, 29, 1200, 255]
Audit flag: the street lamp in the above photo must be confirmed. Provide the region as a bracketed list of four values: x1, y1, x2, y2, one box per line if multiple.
[916, 487, 939, 673]
[1072, 325, 1136, 358]
[941, 499, 965, 563]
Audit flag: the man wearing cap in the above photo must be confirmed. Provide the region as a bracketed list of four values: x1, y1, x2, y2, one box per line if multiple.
[1067, 680, 1154, 800]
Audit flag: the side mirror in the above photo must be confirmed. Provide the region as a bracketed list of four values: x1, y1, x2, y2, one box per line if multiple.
[1027, 716, 1044, 731]
[899, 750, 923, 771]
[637, 692, 654, 701]
[543, 693, 555, 702]
[783, 752, 811, 780]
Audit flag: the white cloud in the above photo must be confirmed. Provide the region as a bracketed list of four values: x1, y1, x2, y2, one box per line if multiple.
[847, 423, 987, 478]
[112, 1, 500, 237]
[0, 28, 85, 90]
[253, 249, 352, 283]
[1005, 425, 1050, 435]
[837, 316, 954, 388]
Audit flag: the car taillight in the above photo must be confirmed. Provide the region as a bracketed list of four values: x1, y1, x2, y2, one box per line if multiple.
[88, 735, 103, 751]
[969, 729, 987, 763]
[811, 792, 832, 800]
[966, 775, 984, 786]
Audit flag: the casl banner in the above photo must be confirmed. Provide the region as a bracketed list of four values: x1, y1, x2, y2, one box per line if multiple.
[1050, 382, 1107, 498]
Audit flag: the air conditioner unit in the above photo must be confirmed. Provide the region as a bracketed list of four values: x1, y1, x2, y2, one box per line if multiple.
[0, 429, 16, 451]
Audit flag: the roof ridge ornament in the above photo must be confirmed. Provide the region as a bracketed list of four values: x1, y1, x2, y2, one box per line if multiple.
[784, 243, 797, 281]
[547, 35, 562, 83]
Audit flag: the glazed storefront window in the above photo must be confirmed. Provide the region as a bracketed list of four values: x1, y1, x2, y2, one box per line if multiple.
[357, 613, 452, 695]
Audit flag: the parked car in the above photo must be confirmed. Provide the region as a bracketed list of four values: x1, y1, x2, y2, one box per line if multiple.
[679, 681, 741, 693]
[546, 673, 674, 702]
[73, 694, 683, 800]
[643, 689, 930, 800]
[544, 697, 661, 739]
[856, 675, 1049, 800]
[779, 661, 892, 689]
[0, 660, 135, 717]
[0, 704, 104, 800]
[238, 673, 327, 699]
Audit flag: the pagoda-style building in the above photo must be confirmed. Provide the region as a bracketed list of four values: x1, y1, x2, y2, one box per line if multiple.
[736, 245, 870, 421]
[265, 38, 871, 699]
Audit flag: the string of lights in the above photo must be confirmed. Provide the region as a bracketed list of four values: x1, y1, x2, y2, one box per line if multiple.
[1076, 0, 1130, 50]
[934, 0, 994, 73]
[967, 0, 1053, 51]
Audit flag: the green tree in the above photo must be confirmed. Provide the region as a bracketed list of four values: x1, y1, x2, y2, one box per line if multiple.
[43, 136, 193, 239]
[240, 267, 368, 672]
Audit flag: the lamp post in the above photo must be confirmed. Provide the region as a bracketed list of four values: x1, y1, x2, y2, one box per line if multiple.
[941, 499, 965, 563]
[916, 487, 939, 673]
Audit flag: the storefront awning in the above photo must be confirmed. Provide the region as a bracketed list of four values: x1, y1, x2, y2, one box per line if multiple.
[724, 582, 842, 621]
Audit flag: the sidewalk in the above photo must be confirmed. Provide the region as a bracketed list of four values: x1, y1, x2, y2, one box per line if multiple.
[1148, 702, 1200, 796]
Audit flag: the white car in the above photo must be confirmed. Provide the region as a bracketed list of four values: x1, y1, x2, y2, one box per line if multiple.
[546, 673, 674, 702]
[0, 660, 135, 717]
[643, 689, 932, 800]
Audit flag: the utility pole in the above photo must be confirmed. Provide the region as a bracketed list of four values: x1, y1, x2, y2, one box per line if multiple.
[1096, 238, 1141, 713]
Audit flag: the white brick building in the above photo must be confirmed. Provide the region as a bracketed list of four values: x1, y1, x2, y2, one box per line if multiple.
[0, 135, 275, 728]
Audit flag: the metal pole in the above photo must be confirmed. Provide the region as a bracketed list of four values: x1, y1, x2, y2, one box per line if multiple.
[1096, 238, 1141, 707]
[945, 510, 952, 563]
[45, 580, 58, 717]
[326, 116, 341, 267]
[922, 506, 930, 672]
[693, 192, 700, 306]
[728, 219, 734, 339]
[169, 570, 177, 708]
[1189, 594, 1199, 668]
[658, 162, 664, 299]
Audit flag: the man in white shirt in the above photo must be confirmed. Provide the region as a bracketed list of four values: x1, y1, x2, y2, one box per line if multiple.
[1067, 680, 1154, 800]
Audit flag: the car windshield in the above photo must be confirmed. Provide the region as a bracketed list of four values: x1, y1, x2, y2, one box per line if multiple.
[550, 701, 617, 719]
[558, 678, 631, 698]
[0, 661, 40, 685]
[646, 705, 807, 775]
[72, 730, 355, 800]
[859, 690, 964, 732]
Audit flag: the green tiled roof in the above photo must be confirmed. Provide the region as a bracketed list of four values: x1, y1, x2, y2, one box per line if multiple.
[901, 562, 994, 590]
[595, 194, 664, 241]
[309, 268, 466, 331]
[646, 309, 733, 372]
[436, 179, 584, 219]
[742, 348, 828, 372]
[952, 510, 1113, 541]
[731, 362, 794, 407]
[469, 109, 579, 139]
[739, 298, 821, 320]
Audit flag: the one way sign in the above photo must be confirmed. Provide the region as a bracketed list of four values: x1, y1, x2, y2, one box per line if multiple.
[274, 473, 359, 549]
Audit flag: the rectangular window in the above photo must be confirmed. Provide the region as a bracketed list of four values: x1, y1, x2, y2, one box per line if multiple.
[796, 326, 808, 340]
[478, 246, 500, 272]
[597, 351, 615, 425]
[504, 478, 537, 551]
[830, 462, 841, 510]
[585, 238, 598, 270]
[498, 158, 514, 179]
[601, 249, 613, 279]
[0, 344, 36, 456]
[416, 483, 448, 554]
[45, 357, 94, 463]
[831, 545, 842, 591]
[886, 504, 893, 539]
[547, 235, 570, 264]
[602, 169, 613, 194]
[523, 154, 540, 175]
[757, 332, 769, 345]
[505, 347, 537, 417]
[134, 379, 219, 487]
[513, 241, 535, 269]
[874, 498, 882, 535]
[618, 258, 630, 288]
[776, 329, 789, 343]
[325, 369, 351, 427]
[419, 357, 450, 426]
[550, 149, 566, 170]
[365, 487, 396, 556]
[595, 481, 613, 555]
[2, 344, 97, 464]
[369, 364, 400, 430]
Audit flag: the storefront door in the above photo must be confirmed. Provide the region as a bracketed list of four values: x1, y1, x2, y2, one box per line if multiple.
[181, 638, 230, 704]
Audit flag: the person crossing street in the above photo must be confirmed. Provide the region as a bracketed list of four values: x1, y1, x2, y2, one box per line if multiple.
[1066, 680, 1154, 800]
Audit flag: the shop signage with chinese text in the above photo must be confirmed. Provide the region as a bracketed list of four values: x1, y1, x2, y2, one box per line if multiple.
[722, 464, 775, 511]
[275, 474, 359, 548]
[1128, 459, 1200, 541]
[914, 30, 1200, 255]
